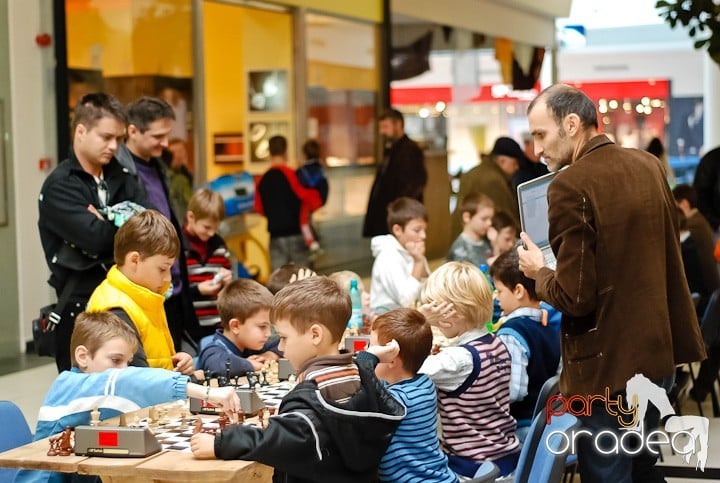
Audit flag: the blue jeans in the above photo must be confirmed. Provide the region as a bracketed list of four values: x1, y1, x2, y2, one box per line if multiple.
[576, 374, 674, 483]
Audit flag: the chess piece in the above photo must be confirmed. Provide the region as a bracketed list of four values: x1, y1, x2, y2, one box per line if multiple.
[119, 414, 128, 427]
[237, 410, 245, 423]
[90, 406, 100, 427]
[288, 373, 297, 384]
[47, 435, 59, 456]
[193, 418, 203, 435]
[247, 371, 259, 388]
[267, 407, 277, 416]
[225, 358, 232, 386]
[58, 427, 73, 456]
[148, 406, 159, 425]
[132, 414, 140, 427]
[218, 413, 228, 430]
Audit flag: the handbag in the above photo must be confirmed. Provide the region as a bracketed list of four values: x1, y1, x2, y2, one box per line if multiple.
[31, 273, 81, 357]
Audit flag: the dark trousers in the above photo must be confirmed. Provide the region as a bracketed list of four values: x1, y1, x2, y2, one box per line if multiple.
[576, 375, 674, 483]
[54, 298, 87, 372]
[694, 344, 720, 399]
[164, 294, 185, 352]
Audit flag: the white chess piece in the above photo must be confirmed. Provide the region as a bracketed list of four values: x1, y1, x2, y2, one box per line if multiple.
[90, 406, 101, 427]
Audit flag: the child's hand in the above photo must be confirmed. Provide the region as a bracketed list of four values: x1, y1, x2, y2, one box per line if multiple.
[191, 433, 217, 459]
[172, 352, 195, 375]
[198, 279, 221, 296]
[247, 355, 268, 371]
[367, 339, 400, 363]
[216, 268, 232, 287]
[289, 268, 316, 283]
[405, 240, 426, 261]
[208, 387, 242, 415]
[418, 301, 456, 328]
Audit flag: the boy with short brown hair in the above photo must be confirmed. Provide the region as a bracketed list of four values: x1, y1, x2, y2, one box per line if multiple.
[448, 192, 494, 266]
[370, 197, 430, 311]
[183, 188, 233, 333]
[87, 210, 194, 373]
[196, 279, 281, 377]
[191, 276, 405, 483]
[371, 308, 458, 483]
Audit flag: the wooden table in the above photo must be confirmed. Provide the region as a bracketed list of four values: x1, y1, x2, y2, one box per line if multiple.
[0, 438, 273, 482]
[0, 403, 274, 482]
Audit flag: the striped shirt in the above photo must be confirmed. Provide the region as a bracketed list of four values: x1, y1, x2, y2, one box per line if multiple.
[438, 334, 519, 463]
[379, 375, 458, 483]
[184, 228, 232, 327]
[299, 353, 361, 404]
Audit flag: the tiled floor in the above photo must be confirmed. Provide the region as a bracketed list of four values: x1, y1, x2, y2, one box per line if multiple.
[1, 358, 718, 482]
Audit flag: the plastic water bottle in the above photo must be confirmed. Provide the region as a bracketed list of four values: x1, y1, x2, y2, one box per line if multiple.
[348, 279, 363, 331]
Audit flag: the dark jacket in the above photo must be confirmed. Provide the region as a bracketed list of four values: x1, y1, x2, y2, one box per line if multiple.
[363, 135, 426, 237]
[196, 329, 281, 378]
[535, 135, 706, 396]
[214, 355, 406, 483]
[693, 146, 720, 230]
[38, 152, 147, 297]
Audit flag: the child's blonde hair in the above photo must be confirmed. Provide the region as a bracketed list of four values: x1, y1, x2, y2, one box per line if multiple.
[70, 311, 139, 367]
[420, 261, 493, 328]
[328, 270, 364, 293]
[114, 210, 180, 265]
[188, 188, 226, 222]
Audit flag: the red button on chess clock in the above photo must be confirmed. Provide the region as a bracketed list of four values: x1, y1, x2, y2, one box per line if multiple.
[98, 431, 119, 447]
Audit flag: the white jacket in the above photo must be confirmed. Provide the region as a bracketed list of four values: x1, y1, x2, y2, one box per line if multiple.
[369, 235, 429, 310]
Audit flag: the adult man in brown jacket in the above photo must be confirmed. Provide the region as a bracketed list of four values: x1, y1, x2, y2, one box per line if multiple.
[518, 84, 706, 483]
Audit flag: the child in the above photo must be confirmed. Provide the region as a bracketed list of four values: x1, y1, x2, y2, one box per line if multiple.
[418, 261, 519, 478]
[370, 197, 430, 311]
[369, 308, 458, 483]
[17, 311, 239, 483]
[488, 211, 519, 265]
[183, 188, 233, 333]
[490, 250, 561, 441]
[196, 279, 281, 377]
[329, 270, 371, 328]
[447, 192, 494, 266]
[296, 139, 328, 256]
[87, 210, 194, 373]
[266, 263, 314, 295]
[190, 276, 406, 483]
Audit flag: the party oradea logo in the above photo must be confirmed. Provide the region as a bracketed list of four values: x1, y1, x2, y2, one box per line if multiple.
[545, 373, 709, 471]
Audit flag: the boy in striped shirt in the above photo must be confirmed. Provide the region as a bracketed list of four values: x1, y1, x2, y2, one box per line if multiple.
[191, 276, 406, 483]
[368, 308, 458, 483]
[419, 262, 520, 479]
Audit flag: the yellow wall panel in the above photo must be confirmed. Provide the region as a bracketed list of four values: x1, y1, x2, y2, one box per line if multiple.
[307, 61, 377, 91]
[278, 0, 382, 23]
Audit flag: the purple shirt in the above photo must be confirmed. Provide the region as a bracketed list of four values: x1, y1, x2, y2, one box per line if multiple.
[132, 154, 182, 295]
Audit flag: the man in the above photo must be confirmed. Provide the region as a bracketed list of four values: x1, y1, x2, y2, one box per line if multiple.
[517, 84, 705, 483]
[115, 96, 198, 348]
[38, 93, 147, 371]
[255, 135, 322, 270]
[363, 109, 427, 238]
[450, 137, 521, 238]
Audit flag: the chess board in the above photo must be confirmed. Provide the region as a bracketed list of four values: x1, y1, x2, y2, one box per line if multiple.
[254, 381, 294, 408]
[133, 382, 295, 453]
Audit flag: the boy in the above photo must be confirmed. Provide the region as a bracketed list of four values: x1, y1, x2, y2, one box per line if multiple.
[296, 139, 328, 256]
[487, 211, 519, 265]
[490, 250, 561, 440]
[255, 135, 322, 270]
[197, 279, 281, 377]
[370, 197, 430, 311]
[17, 311, 239, 483]
[419, 262, 519, 478]
[190, 276, 406, 483]
[87, 210, 194, 374]
[369, 308, 458, 483]
[447, 192, 494, 266]
[183, 188, 233, 332]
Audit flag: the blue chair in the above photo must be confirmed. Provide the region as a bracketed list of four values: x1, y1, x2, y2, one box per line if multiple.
[0, 401, 33, 480]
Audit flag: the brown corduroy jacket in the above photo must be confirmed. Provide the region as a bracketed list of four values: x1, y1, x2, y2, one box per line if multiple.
[535, 134, 706, 396]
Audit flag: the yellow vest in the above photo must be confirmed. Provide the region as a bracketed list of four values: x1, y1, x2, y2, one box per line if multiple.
[87, 265, 175, 370]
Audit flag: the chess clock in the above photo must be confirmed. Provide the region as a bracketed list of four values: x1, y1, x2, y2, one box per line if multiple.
[74, 426, 162, 457]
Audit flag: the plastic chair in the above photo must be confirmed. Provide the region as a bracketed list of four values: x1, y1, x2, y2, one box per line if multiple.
[520, 412, 580, 483]
[0, 400, 33, 480]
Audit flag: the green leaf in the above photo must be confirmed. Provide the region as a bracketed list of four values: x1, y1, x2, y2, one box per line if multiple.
[690, 26, 697, 36]
[695, 39, 709, 48]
